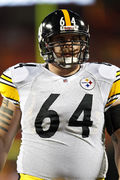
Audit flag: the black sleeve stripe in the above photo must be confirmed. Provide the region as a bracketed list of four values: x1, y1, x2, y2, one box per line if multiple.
[0, 81, 16, 88]
[14, 63, 37, 69]
[4, 97, 20, 103]
[116, 74, 120, 78]
[107, 93, 120, 101]
[105, 98, 118, 108]
[0, 77, 14, 84]
[114, 78, 120, 83]
[2, 73, 12, 80]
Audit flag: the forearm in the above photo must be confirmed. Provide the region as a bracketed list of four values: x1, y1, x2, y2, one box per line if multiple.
[112, 131, 120, 178]
[0, 98, 21, 171]
[1, 107, 21, 152]
[0, 129, 19, 171]
[0, 137, 8, 170]
[115, 145, 120, 177]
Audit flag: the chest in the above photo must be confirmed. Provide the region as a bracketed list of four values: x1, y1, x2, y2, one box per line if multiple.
[28, 74, 104, 113]
[19, 73, 107, 138]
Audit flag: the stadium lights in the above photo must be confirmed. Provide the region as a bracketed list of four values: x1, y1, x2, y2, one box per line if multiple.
[0, 0, 96, 7]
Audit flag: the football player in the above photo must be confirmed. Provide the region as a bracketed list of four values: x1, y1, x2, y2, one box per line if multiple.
[0, 9, 120, 180]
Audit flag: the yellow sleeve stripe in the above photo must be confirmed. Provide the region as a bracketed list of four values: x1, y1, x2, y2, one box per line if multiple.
[105, 98, 118, 108]
[61, 9, 71, 26]
[1, 74, 12, 83]
[19, 173, 44, 180]
[108, 79, 120, 99]
[0, 83, 20, 102]
[116, 71, 120, 77]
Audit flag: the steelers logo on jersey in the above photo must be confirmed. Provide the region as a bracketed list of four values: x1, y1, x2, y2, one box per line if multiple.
[80, 77, 95, 90]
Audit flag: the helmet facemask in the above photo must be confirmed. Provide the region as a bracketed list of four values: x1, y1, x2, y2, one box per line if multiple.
[40, 33, 89, 68]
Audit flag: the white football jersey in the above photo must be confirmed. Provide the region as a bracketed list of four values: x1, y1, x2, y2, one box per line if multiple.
[0, 62, 120, 180]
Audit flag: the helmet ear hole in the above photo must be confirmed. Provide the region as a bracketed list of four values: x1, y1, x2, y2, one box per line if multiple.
[84, 49, 89, 61]
[39, 41, 45, 56]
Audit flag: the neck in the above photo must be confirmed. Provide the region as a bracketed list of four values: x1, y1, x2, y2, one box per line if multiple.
[48, 63, 80, 77]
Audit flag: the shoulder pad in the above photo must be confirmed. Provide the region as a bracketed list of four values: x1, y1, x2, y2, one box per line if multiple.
[12, 63, 29, 83]
[98, 63, 118, 80]
[85, 62, 119, 81]
[11, 62, 40, 83]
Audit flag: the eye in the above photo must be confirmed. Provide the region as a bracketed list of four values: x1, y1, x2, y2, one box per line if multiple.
[50, 36, 65, 44]
[57, 37, 65, 42]
[80, 35, 86, 41]
[72, 36, 80, 41]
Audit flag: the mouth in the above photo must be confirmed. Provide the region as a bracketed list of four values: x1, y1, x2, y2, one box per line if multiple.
[64, 54, 72, 57]
[63, 51, 79, 57]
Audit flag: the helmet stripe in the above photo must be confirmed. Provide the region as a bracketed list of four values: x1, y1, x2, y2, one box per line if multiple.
[61, 9, 71, 26]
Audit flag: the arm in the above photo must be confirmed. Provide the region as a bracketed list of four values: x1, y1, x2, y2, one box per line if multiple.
[106, 99, 120, 179]
[111, 129, 120, 180]
[0, 97, 21, 171]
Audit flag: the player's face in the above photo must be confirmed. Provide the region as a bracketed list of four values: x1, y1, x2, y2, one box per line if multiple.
[50, 34, 85, 59]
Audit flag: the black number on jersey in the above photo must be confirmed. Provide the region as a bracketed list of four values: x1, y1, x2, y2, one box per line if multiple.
[35, 93, 93, 138]
[68, 94, 93, 138]
[35, 94, 60, 138]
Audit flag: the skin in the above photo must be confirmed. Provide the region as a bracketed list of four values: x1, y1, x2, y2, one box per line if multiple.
[51, 34, 82, 59]
[110, 99, 120, 180]
[0, 99, 21, 170]
[48, 63, 80, 77]
[49, 33, 82, 76]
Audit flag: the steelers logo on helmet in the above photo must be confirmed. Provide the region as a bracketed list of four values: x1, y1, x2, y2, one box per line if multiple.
[80, 77, 95, 90]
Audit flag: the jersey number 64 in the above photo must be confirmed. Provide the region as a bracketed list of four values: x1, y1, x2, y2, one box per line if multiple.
[35, 93, 93, 138]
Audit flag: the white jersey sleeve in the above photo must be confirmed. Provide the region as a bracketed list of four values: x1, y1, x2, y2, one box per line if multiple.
[0, 65, 20, 105]
[0, 62, 40, 105]
[105, 69, 120, 109]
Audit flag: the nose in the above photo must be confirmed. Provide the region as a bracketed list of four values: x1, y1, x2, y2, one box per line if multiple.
[64, 38, 72, 47]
